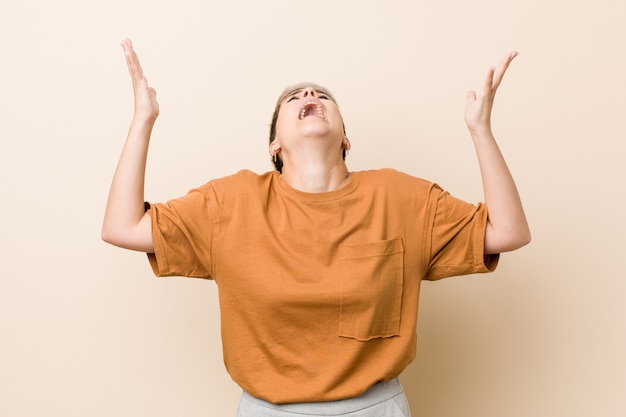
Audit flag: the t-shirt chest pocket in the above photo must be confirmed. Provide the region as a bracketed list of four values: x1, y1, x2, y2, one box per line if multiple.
[338, 238, 404, 341]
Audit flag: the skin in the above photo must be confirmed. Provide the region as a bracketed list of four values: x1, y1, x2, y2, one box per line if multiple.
[271, 86, 351, 193]
[464, 51, 531, 253]
[101, 38, 155, 252]
[102, 39, 530, 254]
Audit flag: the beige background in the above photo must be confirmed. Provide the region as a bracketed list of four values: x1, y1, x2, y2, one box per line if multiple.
[1, 0, 624, 416]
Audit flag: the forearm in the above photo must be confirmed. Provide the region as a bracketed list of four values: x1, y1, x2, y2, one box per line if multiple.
[103, 39, 159, 252]
[463, 51, 530, 253]
[471, 127, 530, 253]
[101, 117, 155, 251]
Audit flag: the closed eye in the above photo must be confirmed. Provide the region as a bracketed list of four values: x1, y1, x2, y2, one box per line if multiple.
[286, 96, 298, 103]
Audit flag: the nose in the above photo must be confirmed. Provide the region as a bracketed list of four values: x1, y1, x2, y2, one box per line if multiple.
[302, 88, 317, 98]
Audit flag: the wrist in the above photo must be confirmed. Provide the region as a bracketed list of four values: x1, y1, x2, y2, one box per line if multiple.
[467, 123, 493, 139]
[131, 113, 157, 127]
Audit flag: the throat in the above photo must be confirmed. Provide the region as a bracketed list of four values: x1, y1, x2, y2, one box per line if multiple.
[281, 165, 351, 193]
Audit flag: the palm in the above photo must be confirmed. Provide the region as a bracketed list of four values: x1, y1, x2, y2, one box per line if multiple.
[121, 38, 159, 122]
[465, 51, 518, 134]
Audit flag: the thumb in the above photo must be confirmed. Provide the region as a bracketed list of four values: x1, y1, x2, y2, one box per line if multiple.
[466, 90, 477, 103]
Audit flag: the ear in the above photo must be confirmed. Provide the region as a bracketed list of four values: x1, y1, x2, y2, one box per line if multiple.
[270, 142, 282, 156]
[343, 137, 351, 151]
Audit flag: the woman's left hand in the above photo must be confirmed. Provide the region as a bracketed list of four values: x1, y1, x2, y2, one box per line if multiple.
[464, 51, 518, 135]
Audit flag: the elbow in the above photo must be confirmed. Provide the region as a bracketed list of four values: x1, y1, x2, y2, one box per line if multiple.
[513, 228, 532, 250]
[101, 221, 125, 247]
[101, 225, 117, 246]
[505, 227, 532, 252]
[515, 219, 532, 248]
[485, 224, 531, 254]
[100, 219, 154, 253]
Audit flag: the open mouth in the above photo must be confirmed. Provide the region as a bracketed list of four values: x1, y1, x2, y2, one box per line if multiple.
[298, 101, 325, 120]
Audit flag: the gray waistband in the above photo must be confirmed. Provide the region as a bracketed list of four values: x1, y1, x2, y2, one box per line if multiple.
[240, 378, 404, 415]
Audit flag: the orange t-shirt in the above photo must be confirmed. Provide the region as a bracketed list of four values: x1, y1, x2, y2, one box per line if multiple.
[147, 169, 498, 403]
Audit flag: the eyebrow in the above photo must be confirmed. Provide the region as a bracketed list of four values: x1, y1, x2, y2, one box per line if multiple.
[283, 89, 302, 102]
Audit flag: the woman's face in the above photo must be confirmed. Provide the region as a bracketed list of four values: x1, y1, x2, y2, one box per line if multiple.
[273, 85, 345, 149]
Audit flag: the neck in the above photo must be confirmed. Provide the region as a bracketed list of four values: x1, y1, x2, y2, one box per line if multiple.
[280, 150, 350, 193]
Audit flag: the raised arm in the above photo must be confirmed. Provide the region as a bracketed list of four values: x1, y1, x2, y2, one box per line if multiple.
[101, 39, 157, 252]
[465, 51, 531, 254]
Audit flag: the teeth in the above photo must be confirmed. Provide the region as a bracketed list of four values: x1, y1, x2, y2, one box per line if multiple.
[299, 101, 324, 120]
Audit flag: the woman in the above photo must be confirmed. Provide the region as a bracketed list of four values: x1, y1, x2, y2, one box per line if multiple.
[102, 38, 530, 417]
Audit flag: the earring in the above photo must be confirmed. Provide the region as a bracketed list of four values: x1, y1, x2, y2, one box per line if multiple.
[274, 153, 277, 164]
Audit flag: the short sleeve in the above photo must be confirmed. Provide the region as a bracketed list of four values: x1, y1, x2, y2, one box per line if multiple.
[424, 186, 499, 280]
[146, 186, 216, 279]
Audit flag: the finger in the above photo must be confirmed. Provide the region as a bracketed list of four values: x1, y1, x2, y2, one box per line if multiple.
[492, 50, 518, 89]
[120, 38, 145, 84]
[466, 90, 477, 103]
[482, 66, 496, 96]
[121, 39, 143, 80]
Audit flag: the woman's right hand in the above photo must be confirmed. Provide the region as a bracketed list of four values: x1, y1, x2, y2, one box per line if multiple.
[121, 38, 159, 123]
